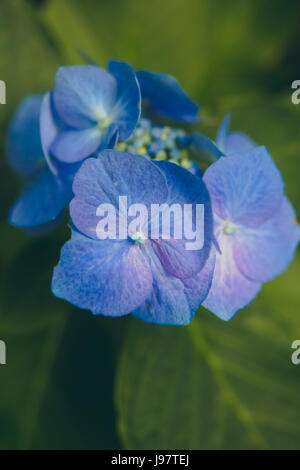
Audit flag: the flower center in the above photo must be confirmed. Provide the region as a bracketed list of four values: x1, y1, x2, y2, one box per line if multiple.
[223, 221, 237, 235]
[130, 231, 147, 245]
[115, 118, 192, 167]
[98, 115, 112, 130]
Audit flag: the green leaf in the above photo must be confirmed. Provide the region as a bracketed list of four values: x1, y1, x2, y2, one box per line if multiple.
[116, 257, 300, 450]
[0, 307, 124, 449]
[0, 233, 124, 449]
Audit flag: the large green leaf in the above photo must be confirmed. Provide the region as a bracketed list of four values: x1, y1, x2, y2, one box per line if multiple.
[0, 305, 123, 449]
[116, 254, 300, 449]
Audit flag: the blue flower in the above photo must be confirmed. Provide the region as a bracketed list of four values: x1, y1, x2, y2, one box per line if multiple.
[7, 95, 78, 230]
[52, 150, 214, 325]
[202, 146, 300, 320]
[41, 61, 141, 164]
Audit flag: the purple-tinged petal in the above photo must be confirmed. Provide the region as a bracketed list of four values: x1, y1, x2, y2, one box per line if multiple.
[151, 160, 213, 279]
[70, 151, 168, 239]
[225, 132, 256, 154]
[9, 167, 73, 228]
[151, 238, 204, 280]
[216, 114, 256, 155]
[133, 267, 194, 325]
[137, 70, 199, 123]
[182, 248, 216, 312]
[52, 230, 153, 316]
[233, 196, 300, 283]
[51, 126, 101, 163]
[133, 243, 214, 325]
[203, 234, 262, 321]
[7, 95, 44, 177]
[53, 65, 117, 128]
[203, 146, 284, 227]
[108, 61, 141, 140]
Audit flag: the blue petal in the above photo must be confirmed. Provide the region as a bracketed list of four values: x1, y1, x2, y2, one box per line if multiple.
[203, 147, 284, 227]
[151, 238, 206, 280]
[51, 126, 102, 163]
[99, 123, 119, 150]
[216, 114, 256, 155]
[137, 70, 199, 123]
[215, 114, 231, 153]
[190, 132, 223, 160]
[187, 161, 202, 177]
[224, 132, 256, 154]
[108, 61, 141, 140]
[70, 151, 168, 239]
[182, 248, 216, 312]
[133, 243, 214, 325]
[7, 95, 44, 177]
[24, 211, 65, 236]
[151, 160, 213, 279]
[52, 230, 153, 316]
[40, 92, 61, 175]
[9, 166, 73, 228]
[233, 196, 300, 282]
[53, 65, 117, 128]
[203, 234, 262, 321]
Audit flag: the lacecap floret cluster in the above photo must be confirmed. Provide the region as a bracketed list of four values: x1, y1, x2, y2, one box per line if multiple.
[7, 60, 300, 324]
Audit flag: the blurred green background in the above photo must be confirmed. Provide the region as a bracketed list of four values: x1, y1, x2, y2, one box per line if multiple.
[0, 0, 300, 450]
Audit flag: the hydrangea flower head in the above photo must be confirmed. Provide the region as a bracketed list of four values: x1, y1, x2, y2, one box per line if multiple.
[52, 150, 214, 325]
[7, 58, 299, 325]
